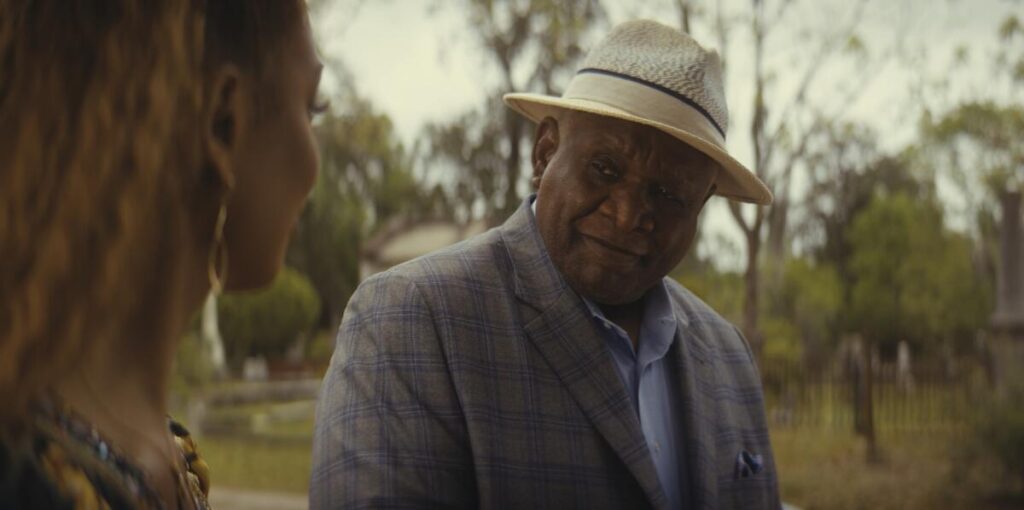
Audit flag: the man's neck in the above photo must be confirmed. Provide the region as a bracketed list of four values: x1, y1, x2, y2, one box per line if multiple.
[599, 299, 645, 350]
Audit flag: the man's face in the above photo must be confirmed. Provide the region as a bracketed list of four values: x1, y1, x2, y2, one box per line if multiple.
[532, 111, 718, 305]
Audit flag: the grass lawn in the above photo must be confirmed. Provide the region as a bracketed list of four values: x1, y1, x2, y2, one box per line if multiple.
[191, 408, 1023, 508]
[196, 418, 316, 495]
[773, 427, 1023, 510]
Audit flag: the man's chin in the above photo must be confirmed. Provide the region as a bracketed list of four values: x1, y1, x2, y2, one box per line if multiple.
[569, 277, 647, 306]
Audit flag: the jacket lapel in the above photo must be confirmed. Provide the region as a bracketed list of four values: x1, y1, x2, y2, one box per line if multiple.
[499, 198, 667, 509]
[669, 299, 720, 510]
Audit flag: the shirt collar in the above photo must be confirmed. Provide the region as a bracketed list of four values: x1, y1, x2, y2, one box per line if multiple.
[584, 281, 677, 363]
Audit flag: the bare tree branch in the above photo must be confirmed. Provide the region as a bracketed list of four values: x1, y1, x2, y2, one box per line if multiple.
[760, 0, 870, 175]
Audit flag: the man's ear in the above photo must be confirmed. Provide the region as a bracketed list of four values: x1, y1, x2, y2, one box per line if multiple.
[703, 183, 718, 205]
[530, 116, 560, 190]
[202, 64, 246, 192]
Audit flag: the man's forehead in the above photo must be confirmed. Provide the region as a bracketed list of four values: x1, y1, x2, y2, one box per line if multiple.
[565, 112, 709, 163]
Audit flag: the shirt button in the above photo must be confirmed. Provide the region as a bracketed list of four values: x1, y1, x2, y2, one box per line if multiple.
[652, 442, 661, 454]
[603, 322, 611, 329]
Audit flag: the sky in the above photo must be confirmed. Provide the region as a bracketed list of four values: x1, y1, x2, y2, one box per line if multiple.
[312, 0, 1021, 269]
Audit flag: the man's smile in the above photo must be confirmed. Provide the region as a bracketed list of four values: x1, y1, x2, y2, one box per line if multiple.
[580, 233, 646, 266]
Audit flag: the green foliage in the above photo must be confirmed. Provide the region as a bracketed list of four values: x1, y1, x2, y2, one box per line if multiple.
[423, 107, 506, 221]
[847, 193, 990, 353]
[998, 14, 1024, 84]
[673, 267, 744, 326]
[973, 390, 1024, 483]
[760, 316, 803, 383]
[218, 267, 321, 368]
[315, 92, 430, 225]
[957, 384, 1024, 494]
[288, 179, 365, 328]
[923, 101, 1024, 195]
[289, 83, 439, 328]
[171, 332, 216, 398]
[772, 258, 843, 366]
[305, 330, 336, 366]
[424, 0, 606, 222]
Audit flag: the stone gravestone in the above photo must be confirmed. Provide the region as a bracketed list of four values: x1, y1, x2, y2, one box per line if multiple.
[897, 340, 914, 392]
[990, 190, 1024, 391]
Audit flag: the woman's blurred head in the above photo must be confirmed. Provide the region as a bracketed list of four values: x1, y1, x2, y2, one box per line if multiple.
[0, 0, 321, 417]
[202, 1, 322, 291]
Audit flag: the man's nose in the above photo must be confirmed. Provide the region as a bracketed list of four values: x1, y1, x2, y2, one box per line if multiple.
[599, 185, 655, 233]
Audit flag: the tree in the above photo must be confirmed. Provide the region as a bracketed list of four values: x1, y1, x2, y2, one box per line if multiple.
[798, 123, 927, 339]
[918, 101, 1024, 341]
[914, 15, 1024, 311]
[288, 73, 437, 328]
[922, 101, 1024, 219]
[218, 267, 321, 370]
[847, 193, 990, 354]
[424, 0, 607, 223]
[772, 257, 842, 370]
[662, 0, 881, 357]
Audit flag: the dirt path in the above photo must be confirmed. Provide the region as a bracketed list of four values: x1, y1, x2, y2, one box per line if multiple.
[208, 487, 307, 510]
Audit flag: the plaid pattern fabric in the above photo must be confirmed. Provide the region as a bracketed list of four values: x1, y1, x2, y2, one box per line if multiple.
[310, 198, 780, 509]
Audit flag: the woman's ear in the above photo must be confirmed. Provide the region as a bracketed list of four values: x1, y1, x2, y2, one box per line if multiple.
[202, 64, 247, 192]
[531, 116, 560, 190]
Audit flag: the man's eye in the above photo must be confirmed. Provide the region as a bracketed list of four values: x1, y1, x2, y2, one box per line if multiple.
[657, 185, 685, 205]
[590, 159, 618, 178]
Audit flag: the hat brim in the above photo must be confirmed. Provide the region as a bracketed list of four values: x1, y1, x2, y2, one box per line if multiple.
[503, 93, 773, 206]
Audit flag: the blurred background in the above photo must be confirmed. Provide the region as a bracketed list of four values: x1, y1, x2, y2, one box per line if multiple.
[172, 1, 1024, 508]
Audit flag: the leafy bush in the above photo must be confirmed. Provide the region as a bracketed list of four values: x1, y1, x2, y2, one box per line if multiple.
[848, 193, 990, 354]
[218, 267, 321, 369]
[775, 258, 842, 368]
[305, 330, 337, 366]
[673, 268, 745, 326]
[760, 316, 803, 391]
[961, 387, 1024, 491]
[171, 331, 217, 400]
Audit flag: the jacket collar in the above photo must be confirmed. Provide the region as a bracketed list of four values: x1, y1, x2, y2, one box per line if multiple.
[667, 293, 720, 510]
[499, 196, 669, 509]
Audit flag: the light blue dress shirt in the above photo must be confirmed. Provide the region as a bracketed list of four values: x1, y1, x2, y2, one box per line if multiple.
[581, 285, 686, 510]
[531, 199, 687, 508]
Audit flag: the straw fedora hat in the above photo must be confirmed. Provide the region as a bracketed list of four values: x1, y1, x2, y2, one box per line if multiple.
[504, 19, 772, 205]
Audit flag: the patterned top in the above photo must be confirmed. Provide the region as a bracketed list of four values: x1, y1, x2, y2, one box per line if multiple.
[0, 398, 211, 509]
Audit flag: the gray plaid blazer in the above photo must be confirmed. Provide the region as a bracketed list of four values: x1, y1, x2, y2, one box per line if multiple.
[311, 198, 780, 509]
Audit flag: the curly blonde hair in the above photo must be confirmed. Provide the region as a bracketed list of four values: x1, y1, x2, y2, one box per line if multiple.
[0, 1, 205, 420]
[0, 0, 307, 422]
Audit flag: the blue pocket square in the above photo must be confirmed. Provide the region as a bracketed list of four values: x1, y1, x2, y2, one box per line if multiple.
[734, 450, 764, 479]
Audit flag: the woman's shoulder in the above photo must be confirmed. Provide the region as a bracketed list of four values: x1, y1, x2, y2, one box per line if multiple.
[0, 401, 210, 510]
[0, 426, 107, 509]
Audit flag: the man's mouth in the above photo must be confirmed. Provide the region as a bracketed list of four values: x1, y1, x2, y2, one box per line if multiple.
[580, 234, 646, 264]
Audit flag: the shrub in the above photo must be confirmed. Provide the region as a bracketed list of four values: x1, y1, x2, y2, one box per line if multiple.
[305, 330, 336, 366]
[171, 331, 217, 401]
[218, 267, 321, 369]
[966, 387, 1024, 490]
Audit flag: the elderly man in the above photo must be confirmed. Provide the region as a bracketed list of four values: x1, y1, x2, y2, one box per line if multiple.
[311, 20, 780, 510]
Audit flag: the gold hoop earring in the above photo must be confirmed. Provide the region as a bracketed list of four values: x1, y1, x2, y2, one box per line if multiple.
[208, 199, 229, 295]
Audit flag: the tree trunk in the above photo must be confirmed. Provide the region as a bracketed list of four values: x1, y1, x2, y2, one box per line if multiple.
[849, 334, 880, 463]
[765, 196, 788, 287]
[201, 293, 228, 379]
[992, 189, 1023, 332]
[862, 340, 880, 463]
[743, 228, 763, 359]
[675, 0, 692, 34]
[501, 109, 525, 222]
